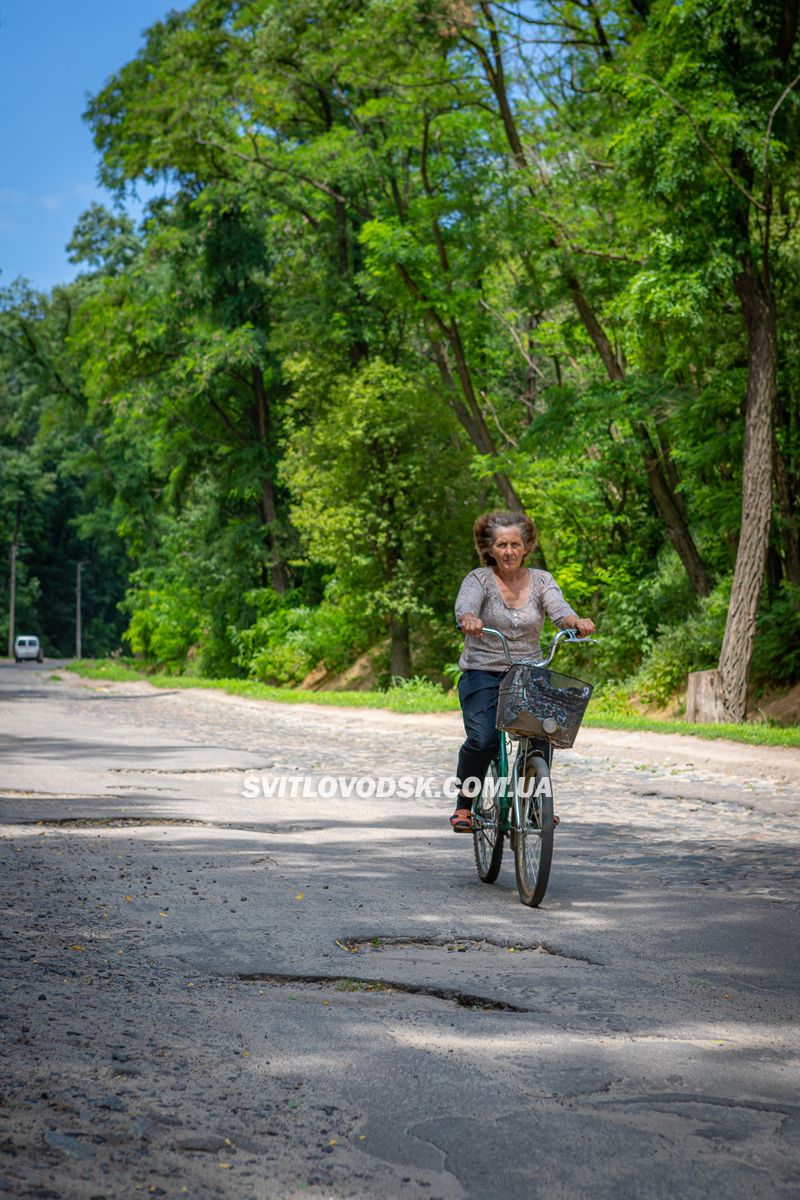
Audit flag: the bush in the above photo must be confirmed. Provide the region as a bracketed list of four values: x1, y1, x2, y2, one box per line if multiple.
[123, 585, 203, 672]
[230, 589, 376, 685]
[632, 581, 730, 704]
[591, 576, 800, 713]
[752, 583, 800, 688]
[589, 550, 696, 682]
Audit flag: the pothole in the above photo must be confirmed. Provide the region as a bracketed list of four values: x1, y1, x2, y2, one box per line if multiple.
[112, 785, 177, 792]
[109, 765, 274, 776]
[335, 935, 601, 965]
[237, 973, 531, 1012]
[1, 790, 113, 800]
[25, 816, 208, 828]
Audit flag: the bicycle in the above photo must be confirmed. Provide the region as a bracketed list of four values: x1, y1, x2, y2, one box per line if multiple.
[468, 626, 596, 907]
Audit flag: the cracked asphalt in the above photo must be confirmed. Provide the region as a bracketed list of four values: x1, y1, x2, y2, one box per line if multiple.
[1, 661, 799, 1200]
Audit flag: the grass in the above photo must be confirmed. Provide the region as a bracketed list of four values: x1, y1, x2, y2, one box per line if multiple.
[65, 659, 460, 713]
[334, 979, 390, 993]
[582, 712, 800, 747]
[64, 659, 800, 747]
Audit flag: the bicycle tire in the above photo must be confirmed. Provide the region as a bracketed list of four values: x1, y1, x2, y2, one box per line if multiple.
[473, 759, 505, 883]
[513, 752, 554, 907]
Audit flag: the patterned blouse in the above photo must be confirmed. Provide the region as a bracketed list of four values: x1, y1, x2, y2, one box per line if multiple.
[454, 567, 577, 672]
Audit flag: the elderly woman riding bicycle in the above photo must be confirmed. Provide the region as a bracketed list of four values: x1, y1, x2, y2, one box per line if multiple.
[451, 510, 595, 833]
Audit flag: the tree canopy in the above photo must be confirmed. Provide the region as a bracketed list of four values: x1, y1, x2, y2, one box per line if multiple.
[2, 0, 799, 719]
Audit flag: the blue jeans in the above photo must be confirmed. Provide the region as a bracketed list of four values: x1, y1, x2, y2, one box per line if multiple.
[455, 669, 552, 805]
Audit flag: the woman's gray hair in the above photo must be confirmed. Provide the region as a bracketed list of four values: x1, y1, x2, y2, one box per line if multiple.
[473, 510, 537, 566]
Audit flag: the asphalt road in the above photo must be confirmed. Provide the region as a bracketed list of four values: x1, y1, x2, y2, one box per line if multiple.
[1, 661, 799, 1200]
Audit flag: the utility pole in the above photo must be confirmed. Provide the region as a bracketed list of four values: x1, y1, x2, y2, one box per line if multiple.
[7, 505, 20, 660]
[7, 536, 16, 660]
[76, 561, 82, 660]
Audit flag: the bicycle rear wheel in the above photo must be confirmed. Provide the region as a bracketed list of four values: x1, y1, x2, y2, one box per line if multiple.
[513, 752, 554, 907]
[473, 759, 504, 883]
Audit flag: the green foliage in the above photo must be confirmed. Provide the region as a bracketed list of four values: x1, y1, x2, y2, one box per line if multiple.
[0, 281, 129, 656]
[633, 583, 732, 706]
[231, 589, 375, 685]
[3, 0, 799, 725]
[752, 584, 800, 687]
[123, 585, 204, 672]
[280, 357, 477, 660]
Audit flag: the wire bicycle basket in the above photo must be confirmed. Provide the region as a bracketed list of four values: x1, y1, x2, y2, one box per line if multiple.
[496, 664, 593, 748]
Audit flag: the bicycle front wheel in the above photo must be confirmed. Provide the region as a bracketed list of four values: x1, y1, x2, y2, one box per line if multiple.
[513, 753, 554, 907]
[473, 759, 504, 883]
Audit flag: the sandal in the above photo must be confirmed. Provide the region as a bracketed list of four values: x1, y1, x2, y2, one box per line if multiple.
[450, 808, 473, 833]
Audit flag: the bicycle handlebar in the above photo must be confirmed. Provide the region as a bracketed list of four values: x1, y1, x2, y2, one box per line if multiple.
[458, 623, 596, 669]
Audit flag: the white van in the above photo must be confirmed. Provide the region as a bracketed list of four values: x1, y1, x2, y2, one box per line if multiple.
[14, 635, 43, 663]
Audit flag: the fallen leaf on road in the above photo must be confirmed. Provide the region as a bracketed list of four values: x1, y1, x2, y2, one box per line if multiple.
[294, 892, 305, 900]
[124, 896, 134, 902]
[335, 940, 358, 954]
[70, 945, 86, 952]
[218, 1162, 231, 1168]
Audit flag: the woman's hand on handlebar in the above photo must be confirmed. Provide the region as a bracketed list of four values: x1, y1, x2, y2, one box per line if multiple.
[459, 613, 484, 637]
[566, 617, 596, 637]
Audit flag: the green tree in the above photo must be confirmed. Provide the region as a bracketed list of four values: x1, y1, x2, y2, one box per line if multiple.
[610, 0, 800, 718]
[281, 359, 476, 676]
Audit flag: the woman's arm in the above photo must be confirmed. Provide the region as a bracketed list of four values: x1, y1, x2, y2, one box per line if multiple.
[455, 571, 485, 634]
[459, 612, 484, 635]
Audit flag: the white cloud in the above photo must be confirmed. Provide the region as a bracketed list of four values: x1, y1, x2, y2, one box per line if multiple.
[40, 195, 64, 211]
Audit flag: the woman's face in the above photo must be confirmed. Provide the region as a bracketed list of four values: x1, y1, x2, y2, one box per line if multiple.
[491, 526, 526, 571]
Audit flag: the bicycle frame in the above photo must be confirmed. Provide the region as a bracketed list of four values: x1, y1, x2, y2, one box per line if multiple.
[467, 625, 594, 835]
[471, 733, 546, 835]
[459, 621, 596, 905]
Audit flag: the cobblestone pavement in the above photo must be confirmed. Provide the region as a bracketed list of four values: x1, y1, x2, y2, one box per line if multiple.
[1, 664, 799, 1200]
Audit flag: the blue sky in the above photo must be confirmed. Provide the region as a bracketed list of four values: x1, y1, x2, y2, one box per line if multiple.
[0, 1, 176, 292]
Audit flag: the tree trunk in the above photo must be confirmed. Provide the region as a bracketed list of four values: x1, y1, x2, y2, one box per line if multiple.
[422, 314, 539, 533]
[685, 669, 727, 722]
[568, 276, 712, 596]
[466, 24, 712, 597]
[7, 520, 18, 660]
[777, 0, 800, 67]
[391, 183, 537, 544]
[715, 264, 777, 721]
[633, 421, 711, 597]
[252, 365, 289, 594]
[389, 611, 411, 679]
